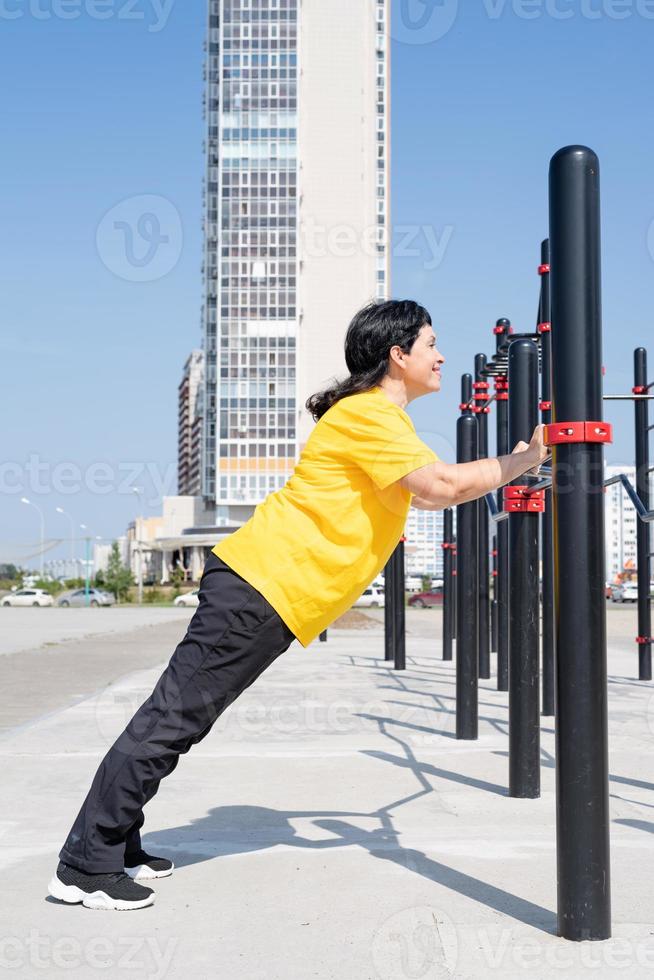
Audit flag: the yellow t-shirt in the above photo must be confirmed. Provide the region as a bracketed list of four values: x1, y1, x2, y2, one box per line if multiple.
[211, 386, 439, 648]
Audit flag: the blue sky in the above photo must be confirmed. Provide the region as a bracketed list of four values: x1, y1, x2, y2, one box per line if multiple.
[2, 0, 653, 567]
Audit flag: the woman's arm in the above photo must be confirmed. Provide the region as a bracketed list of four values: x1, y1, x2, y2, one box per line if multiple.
[400, 425, 548, 508]
[410, 495, 441, 511]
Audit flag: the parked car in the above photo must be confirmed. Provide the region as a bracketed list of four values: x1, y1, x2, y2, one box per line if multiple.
[57, 588, 115, 607]
[408, 588, 444, 608]
[2, 588, 53, 607]
[174, 589, 200, 607]
[354, 585, 385, 608]
[611, 583, 638, 603]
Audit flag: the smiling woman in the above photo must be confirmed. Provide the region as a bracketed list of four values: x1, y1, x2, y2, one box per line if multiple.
[49, 298, 546, 914]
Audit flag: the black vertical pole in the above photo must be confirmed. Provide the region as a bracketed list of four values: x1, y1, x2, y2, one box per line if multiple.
[494, 318, 511, 692]
[539, 240, 555, 716]
[634, 347, 652, 680]
[394, 536, 406, 670]
[456, 374, 479, 739]
[475, 353, 491, 680]
[451, 540, 457, 640]
[442, 509, 454, 661]
[550, 144, 611, 941]
[507, 339, 541, 799]
[384, 550, 395, 662]
[490, 535, 498, 653]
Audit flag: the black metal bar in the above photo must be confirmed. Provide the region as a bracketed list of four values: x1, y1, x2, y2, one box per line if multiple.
[494, 319, 511, 692]
[508, 338, 541, 799]
[475, 352, 491, 680]
[540, 239, 555, 718]
[384, 549, 396, 662]
[550, 144, 611, 940]
[490, 534, 498, 653]
[496, 471, 654, 523]
[394, 537, 406, 670]
[635, 347, 652, 680]
[442, 509, 454, 661]
[456, 374, 479, 739]
[451, 539, 457, 640]
[604, 394, 654, 400]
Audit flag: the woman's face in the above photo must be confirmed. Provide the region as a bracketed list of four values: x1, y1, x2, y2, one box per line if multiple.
[404, 324, 445, 396]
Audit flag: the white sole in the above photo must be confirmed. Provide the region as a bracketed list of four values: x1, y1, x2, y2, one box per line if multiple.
[124, 861, 174, 881]
[47, 874, 154, 910]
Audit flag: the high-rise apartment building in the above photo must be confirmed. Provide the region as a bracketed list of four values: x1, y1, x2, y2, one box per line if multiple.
[201, 0, 390, 524]
[178, 349, 205, 496]
[405, 508, 447, 579]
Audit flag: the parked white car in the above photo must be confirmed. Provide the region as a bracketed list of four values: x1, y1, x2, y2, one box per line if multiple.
[354, 585, 385, 608]
[174, 589, 200, 607]
[611, 582, 638, 603]
[2, 588, 53, 607]
[57, 588, 115, 607]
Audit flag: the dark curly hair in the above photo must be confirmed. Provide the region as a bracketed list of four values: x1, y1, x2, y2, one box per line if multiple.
[305, 299, 432, 421]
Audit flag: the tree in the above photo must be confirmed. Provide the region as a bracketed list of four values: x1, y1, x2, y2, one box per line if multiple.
[104, 542, 134, 602]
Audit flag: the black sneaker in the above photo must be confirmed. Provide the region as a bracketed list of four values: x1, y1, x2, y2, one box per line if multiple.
[48, 860, 155, 910]
[124, 848, 174, 880]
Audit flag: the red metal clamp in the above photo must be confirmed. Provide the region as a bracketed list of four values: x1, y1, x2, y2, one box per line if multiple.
[503, 486, 546, 513]
[537, 322, 551, 334]
[459, 402, 472, 411]
[540, 400, 552, 412]
[544, 422, 613, 445]
[538, 263, 550, 275]
[633, 385, 647, 395]
[494, 378, 509, 402]
[636, 636, 653, 645]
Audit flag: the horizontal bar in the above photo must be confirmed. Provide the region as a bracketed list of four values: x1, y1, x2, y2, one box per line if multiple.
[604, 394, 654, 401]
[460, 390, 499, 412]
[484, 471, 654, 523]
[604, 474, 654, 522]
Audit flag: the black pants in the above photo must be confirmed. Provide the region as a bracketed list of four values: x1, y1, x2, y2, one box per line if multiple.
[58, 553, 297, 874]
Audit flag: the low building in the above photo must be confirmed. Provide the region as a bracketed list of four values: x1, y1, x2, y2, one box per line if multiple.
[126, 496, 243, 585]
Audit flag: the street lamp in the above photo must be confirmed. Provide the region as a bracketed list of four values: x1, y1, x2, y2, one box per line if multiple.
[55, 506, 75, 575]
[21, 497, 45, 580]
[79, 524, 94, 606]
[131, 486, 144, 606]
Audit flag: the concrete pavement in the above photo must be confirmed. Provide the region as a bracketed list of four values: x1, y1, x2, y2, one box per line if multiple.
[0, 606, 194, 658]
[2, 607, 654, 978]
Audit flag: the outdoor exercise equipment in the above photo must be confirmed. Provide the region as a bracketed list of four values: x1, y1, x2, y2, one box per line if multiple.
[506, 338, 541, 799]
[537, 241, 555, 717]
[474, 353, 491, 679]
[442, 508, 454, 661]
[455, 373, 479, 739]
